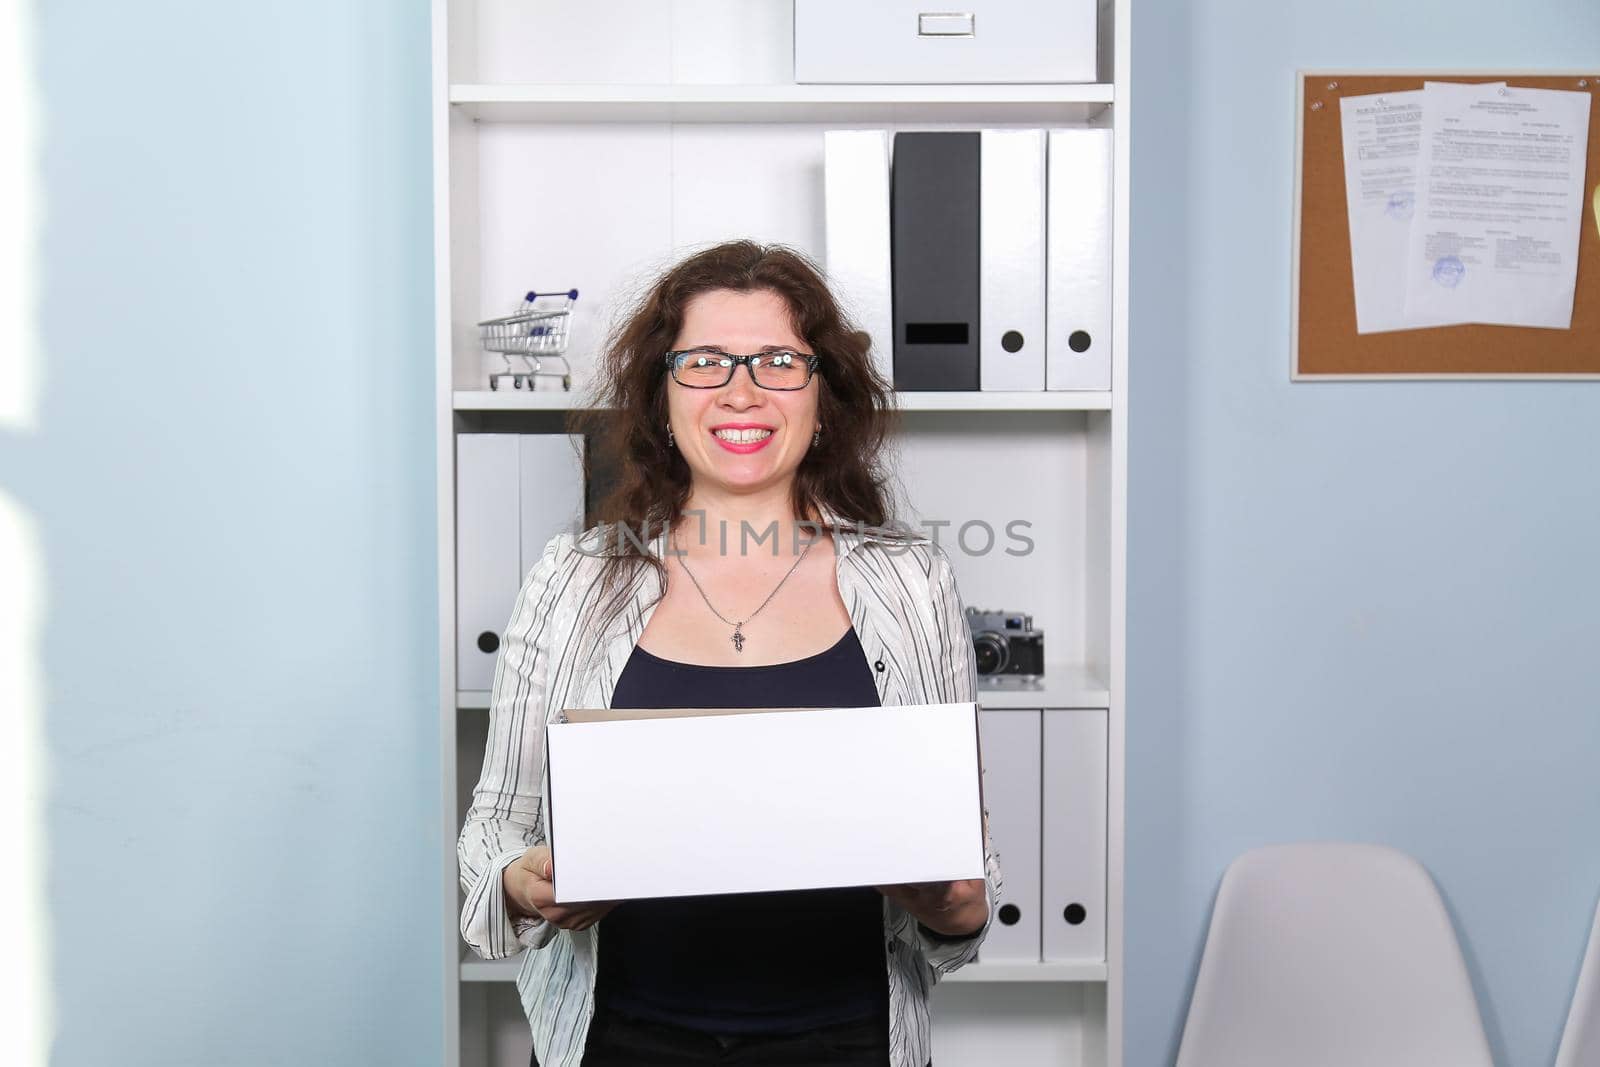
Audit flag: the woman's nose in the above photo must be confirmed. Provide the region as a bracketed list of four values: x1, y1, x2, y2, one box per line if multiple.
[718, 365, 764, 406]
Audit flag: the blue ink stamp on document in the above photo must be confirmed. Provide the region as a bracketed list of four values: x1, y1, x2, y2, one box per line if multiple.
[1432, 255, 1465, 288]
[1386, 190, 1415, 220]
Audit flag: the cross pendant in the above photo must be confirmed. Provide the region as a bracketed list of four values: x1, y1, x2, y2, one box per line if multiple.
[732, 624, 745, 653]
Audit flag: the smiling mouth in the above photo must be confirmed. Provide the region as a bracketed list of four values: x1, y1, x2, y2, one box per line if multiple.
[711, 428, 774, 443]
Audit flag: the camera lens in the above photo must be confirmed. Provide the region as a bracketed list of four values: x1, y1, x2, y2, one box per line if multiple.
[973, 633, 1009, 676]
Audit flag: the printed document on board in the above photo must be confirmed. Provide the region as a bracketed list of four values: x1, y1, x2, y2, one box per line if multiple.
[1340, 89, 1452, 333]
[1402, 81, 1591, 329]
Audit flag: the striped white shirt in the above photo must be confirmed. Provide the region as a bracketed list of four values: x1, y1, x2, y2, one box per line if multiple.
[458, 507, 1003, 1067]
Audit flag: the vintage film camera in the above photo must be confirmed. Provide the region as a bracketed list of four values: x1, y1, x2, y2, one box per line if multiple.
[964, 607, 1045, 680]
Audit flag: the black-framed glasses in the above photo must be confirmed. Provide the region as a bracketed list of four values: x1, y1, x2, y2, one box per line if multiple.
[665, 347, 820, 391]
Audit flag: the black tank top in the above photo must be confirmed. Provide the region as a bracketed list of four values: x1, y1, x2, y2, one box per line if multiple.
[597, 625, 889, 1035]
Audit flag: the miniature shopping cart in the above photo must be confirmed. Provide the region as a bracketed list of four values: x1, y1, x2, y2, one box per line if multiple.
[479, 289, 578, 391]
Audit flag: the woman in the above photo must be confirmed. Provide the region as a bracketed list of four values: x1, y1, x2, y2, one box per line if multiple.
[458, 241, 1001, 1067]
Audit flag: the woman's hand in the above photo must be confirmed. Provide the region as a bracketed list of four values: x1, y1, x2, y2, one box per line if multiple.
[875, 878, 989, 937]
[503, 845, 618, 931]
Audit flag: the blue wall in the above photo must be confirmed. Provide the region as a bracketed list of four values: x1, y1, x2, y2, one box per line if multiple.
[1127, 3, 1600, 1066]
[6, 2, 438, 1063]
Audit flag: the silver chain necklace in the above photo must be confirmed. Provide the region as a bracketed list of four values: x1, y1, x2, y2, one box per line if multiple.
[672, 526, 816, 653]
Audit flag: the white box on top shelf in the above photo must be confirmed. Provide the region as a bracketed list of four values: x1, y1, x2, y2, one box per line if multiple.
[794, 0, 1097, 84]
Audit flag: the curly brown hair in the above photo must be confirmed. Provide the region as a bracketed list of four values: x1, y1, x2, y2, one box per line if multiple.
[567, 240, 904, 600]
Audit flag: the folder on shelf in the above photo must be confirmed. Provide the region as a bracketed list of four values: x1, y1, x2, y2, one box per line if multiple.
[824, 130, 894, 384]
[892, 131, 981, 391]
[980, 130, 1048, 391]
[518, 433, 585, 575]
[1046, 129, 1113, 391]
[456, 435, 522, 692]
[457, 433, 586, 693]
[1042, 708, 1108, 961]
[976, 708, 1043, 962]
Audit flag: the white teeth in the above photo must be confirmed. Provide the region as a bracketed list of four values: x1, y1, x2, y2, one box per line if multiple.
[713, 428, 774, 444]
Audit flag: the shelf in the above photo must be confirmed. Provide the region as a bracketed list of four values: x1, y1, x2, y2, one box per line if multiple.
[453, 390, 1111, 413]
[458, 663, 1107, 713]
[461, 952, 522, 983]
[896, 392, 1111, 412]
[450, 83, 1114, 124]
[460, 949, 1104, 984]
[975, 663, 1109, 710]
[453, 389, 594, 411]
[950, 960, 1108, 983]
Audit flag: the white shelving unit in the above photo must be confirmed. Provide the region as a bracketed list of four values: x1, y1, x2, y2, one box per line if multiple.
[435, 3, 1128, 1065]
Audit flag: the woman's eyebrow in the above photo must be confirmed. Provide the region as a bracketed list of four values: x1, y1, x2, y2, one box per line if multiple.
[682, 343, 797, 353]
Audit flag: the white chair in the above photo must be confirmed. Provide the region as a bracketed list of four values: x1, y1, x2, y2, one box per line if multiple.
[1176, 843, 1493, 1067]
[1556, 896, 1600, 1067]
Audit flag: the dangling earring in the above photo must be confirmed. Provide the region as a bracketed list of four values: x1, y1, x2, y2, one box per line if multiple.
[667, 425, 675, 448]
[812, 425, 821, 447]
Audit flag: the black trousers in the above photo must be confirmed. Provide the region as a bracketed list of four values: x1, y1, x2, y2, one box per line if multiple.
[529, 1004, 917, 1066]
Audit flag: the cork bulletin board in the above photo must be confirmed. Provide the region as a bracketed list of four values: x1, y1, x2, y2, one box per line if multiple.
[1292, 71, 1600, 379]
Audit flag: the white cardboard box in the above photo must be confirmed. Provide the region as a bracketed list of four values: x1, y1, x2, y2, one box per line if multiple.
[546, 702, 985, 903]
[794, 0, 1098, 84]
